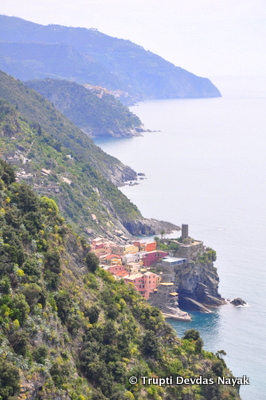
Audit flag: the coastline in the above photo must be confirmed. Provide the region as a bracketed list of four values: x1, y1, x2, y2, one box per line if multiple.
[164, 312, 191, 322]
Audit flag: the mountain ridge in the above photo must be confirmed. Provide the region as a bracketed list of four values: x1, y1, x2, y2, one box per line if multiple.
[0, 14, 221, 103]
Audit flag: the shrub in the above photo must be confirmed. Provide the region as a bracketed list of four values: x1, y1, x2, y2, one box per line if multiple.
[11, 293, 30, 325]
[0, 160, 16, 185]
[10, 330, 29, 357]
[22, 283, 43, 308]
[44, 251, 61, 289]
[84, 305, 100, 324]
[142, 331, 161, 358]
[0, 277, 10, 294]
[85, 252, 99, 273]
[183, 329, 200, 341]
[22, 259, 41, 280]
[33, 344, 48, 364]
[54, 291, 72, 324]
[0, 360, 20, 400]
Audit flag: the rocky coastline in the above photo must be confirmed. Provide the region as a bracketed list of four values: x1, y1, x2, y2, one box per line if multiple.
[148, 233, 226, 317]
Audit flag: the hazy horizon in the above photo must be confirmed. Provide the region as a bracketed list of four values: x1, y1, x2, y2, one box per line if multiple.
[0, 0, 265, 82]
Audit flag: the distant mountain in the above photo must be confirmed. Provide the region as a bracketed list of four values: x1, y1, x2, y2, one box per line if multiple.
[0, 41, 126, 90]
[0, 15, 221, 102]
[26, 78, 143, 138]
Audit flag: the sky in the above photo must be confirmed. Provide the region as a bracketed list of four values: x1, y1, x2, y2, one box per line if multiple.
[0, 0, 266, 81]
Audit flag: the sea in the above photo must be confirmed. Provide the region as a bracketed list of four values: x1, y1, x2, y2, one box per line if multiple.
[94, 76, 266, 400]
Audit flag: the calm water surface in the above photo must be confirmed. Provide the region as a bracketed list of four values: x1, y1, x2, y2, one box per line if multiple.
[94, 77, 266, 400]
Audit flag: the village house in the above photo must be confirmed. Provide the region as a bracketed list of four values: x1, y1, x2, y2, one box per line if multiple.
[111, 243, 139, 256]
[104, 254, 122, 265]
[122, 252, 141, 265]
[141, 250, 168, 267]
[124, 271, 161, 300]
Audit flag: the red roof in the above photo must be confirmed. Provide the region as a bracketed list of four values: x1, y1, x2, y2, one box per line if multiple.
[105, 254, 122, 259]
[114, 270, 129, 277]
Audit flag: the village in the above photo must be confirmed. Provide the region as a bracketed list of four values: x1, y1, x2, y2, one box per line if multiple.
[90, 225, 207, 321]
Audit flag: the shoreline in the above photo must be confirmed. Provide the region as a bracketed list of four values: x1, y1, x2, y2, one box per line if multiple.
[163, 312, 191, 322]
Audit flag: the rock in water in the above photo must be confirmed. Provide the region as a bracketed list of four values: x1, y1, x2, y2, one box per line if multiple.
[230, 298, 246, 306]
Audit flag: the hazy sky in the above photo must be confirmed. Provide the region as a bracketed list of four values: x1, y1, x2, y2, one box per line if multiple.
[0, 0, 265, 79]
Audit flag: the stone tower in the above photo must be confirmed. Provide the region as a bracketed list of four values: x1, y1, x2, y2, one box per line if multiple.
[181, 224, 189, 239]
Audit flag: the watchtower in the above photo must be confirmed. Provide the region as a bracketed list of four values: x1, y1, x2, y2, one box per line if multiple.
[181, 224, 189, 239]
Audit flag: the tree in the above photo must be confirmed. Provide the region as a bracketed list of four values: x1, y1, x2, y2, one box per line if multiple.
[33, 344, 48, 364]
[84, 305, 100, 324]
[0, 360, 20, 400]
[0, 159, 16, 185]
[142, 331, 161, 358]
[85, 252, 99, 273]
[22, 283, 43, 308]
[10, 330, 29, 357]
[183, 329, 200, 341]
[195, 337, 204, 353]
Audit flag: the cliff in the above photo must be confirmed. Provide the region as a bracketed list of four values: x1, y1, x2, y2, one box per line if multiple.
[153, 238, 225, 312]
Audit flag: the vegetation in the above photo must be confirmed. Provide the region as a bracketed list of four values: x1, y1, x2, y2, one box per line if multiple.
[0, 160, 241, 399]
[0, 92, 142, 235]
[0, 69, 136, 185]
[197, 248, 217, 264]
[26, 79, 142, 138]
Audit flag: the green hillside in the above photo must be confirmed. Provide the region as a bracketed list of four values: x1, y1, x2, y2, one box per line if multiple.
[0, 97, 142, 236]
[0, 160, 241, 400]
[26, 79, 143, 138]
[0, 72, 177, 237]
[0, 70, 135, 185]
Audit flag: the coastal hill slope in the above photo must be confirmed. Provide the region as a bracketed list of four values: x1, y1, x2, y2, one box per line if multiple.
[0, 70, 134, 185]
[0, 160, 241, 400]
[0, 15, 221, 102]
[26, 78, 143, 138]
[0, 70, 177, 237]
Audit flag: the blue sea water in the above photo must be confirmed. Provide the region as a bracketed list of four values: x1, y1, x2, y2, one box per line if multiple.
[94, 76, 266, 400]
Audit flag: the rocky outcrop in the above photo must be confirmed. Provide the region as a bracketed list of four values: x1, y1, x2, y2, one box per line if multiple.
[19, 372, 46, 400]
[122, 218, 180, 236]
[230, 298, 246, 306]
[181, 297, 212, 313]
[149, 283, 191, 321]
[108, 162, 138, 186]
[176, 262, 225, 311]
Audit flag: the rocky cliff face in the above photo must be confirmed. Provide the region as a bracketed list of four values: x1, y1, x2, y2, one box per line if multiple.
[122, 218, 179, 236]
[176, 262, 225, 311]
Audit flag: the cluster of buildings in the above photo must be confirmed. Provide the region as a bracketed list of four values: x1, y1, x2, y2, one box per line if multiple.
[91, 237, 170, 299]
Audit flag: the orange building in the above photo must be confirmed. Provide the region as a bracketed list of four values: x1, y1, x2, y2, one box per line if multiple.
[145, 241, 157, 252]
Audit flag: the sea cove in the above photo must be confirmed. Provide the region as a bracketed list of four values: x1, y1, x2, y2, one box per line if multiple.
[94, 77, 266, 400]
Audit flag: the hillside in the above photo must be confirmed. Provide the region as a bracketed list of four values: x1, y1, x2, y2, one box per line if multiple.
[0, 160, 241, 400]
[26, 79, 143, 138]
[0, 72, 177, 237]
[0, 70, 135, 186]
[0, 15, 221, 103]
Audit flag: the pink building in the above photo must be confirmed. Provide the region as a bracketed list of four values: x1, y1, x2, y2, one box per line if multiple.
[108, 265, 126, 274]
[141, 250, 168, 267]
[124, 271, 161, 300]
